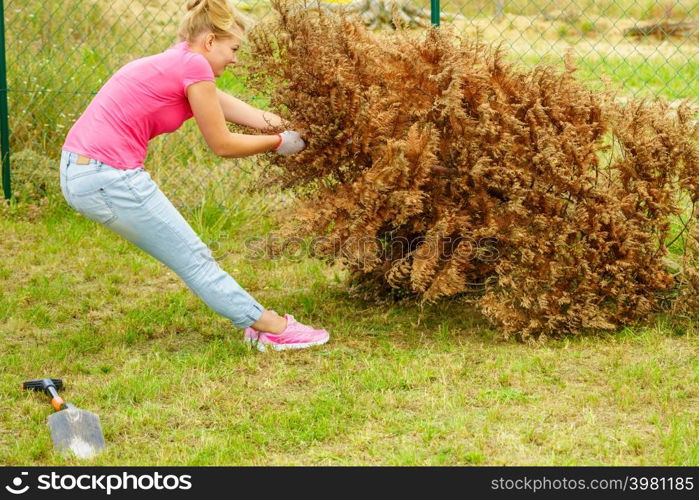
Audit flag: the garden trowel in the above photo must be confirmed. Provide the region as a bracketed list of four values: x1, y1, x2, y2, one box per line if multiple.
[22, 378, 106, 459]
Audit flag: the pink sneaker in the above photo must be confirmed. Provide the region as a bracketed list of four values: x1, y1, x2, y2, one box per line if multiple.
[244, 313, 330, 352]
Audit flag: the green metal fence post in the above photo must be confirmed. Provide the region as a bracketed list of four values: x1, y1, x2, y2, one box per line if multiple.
[0, 0, 10, 200]
[430, 0, 440, 27]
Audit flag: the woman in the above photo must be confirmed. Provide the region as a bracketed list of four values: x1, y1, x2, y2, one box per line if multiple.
[60, 0, 329, 352]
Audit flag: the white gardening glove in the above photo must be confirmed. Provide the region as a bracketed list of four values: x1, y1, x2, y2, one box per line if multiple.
[273, 131, 306, 155]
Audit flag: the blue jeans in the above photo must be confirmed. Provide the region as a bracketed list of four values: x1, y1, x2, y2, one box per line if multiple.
[59, 150, 265, 328]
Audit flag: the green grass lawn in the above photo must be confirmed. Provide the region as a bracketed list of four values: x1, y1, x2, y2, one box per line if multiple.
[2, 0, 697, 466]
[1, 184, 697, 465]
[518, 51, 699, 101]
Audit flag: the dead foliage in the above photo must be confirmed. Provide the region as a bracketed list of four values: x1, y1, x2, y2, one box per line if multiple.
[243, 0, 699, 340]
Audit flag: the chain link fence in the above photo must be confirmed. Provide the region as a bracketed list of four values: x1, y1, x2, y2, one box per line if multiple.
[1, 0, 697, 206]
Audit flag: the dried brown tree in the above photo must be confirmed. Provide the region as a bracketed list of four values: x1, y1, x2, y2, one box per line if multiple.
[243, 0, 699, 340]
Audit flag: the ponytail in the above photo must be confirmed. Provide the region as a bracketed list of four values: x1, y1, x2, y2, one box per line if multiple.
[178, 0, 251, 42]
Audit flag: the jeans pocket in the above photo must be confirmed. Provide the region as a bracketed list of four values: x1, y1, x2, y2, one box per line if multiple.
[68, 169, 124, 196]
[66, 166, 104, 181]
[70, 187, 118, 225]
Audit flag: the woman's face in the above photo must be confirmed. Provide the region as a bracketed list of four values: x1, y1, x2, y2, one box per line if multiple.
[197, 31, 242, 77]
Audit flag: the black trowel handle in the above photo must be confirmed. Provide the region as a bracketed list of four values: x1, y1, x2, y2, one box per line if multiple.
[22, 378, 75, 411]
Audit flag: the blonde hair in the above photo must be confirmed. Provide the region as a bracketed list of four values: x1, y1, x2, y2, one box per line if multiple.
[178, 0, 251, 42]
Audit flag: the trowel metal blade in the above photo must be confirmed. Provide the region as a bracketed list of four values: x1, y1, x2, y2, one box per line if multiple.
[47, 407, 106, 459]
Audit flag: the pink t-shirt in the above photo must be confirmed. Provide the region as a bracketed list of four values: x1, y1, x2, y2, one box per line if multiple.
[63, 41, 215, 170]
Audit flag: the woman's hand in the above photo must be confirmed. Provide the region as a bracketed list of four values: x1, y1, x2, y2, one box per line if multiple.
[274, 131, 306, 155]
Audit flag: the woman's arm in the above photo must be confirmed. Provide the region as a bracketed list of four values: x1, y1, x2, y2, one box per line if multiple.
[187, 81, 281, 158]
[216, 88, 285, 130]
